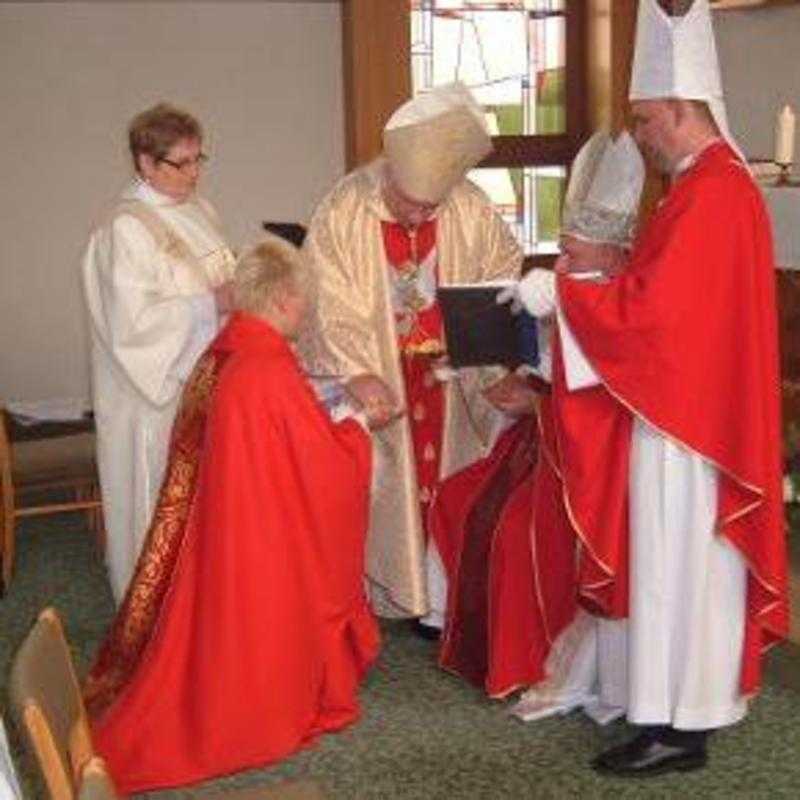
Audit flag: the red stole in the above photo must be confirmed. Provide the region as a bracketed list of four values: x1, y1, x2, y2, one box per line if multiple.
[381, 219, 445, 526]
[555, 141, 788, 694]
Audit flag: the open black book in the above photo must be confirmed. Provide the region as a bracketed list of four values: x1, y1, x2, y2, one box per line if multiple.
[437, 282, 539, 369]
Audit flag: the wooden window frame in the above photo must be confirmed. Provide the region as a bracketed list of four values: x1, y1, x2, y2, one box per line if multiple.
[470, 1, 588, 268]
[481, 1, 588, 169]
[342, 0, 590, 270]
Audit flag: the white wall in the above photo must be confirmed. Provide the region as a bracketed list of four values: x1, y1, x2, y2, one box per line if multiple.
[0, 1, 344, 404]
[715, 5, 800, 159]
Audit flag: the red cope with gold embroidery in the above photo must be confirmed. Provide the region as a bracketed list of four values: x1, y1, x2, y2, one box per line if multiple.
[85, 314, 378, 793]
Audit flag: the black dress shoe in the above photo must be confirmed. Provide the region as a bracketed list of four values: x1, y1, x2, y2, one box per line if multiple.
[592, 731, 707, 777]
[409, 619, 441, 642]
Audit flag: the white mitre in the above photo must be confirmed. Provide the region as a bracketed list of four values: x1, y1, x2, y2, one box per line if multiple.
[383, 82, 492, 204]
[630, 0, 743, 158]
[563, 131, 645, 245]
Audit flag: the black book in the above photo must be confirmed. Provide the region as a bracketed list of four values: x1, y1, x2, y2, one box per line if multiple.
[261, 222, 307, 248]
[437, 283, 539, 369]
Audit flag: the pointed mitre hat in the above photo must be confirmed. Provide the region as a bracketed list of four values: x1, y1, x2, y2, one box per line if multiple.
[383, 82, 492, 205]
[563, 130, 645, 245]
[629, 0, 741, 155]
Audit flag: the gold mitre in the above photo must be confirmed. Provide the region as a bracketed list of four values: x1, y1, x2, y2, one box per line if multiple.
[383, 82, 492, 205]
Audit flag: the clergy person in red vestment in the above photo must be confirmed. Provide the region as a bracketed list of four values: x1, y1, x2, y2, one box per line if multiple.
[82, 235, 386, 794]
[435, 131, 646, 702]
[501, 0, 788, 778]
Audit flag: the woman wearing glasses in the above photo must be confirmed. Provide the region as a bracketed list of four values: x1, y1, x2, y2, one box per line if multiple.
[82, 103, 235, 604]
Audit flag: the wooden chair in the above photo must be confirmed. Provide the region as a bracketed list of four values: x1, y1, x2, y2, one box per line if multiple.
[11, 608, 326, 800]
[8, 608, 94, 800]
[77, 758, 117, 800]
[1, 408, 103, 594]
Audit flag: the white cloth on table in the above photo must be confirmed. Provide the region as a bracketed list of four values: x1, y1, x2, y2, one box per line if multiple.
[762, 185, 800, 270]
[82, 178, 234, 602]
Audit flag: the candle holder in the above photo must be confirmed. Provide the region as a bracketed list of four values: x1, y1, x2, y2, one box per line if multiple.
[776, 162, 794, 186]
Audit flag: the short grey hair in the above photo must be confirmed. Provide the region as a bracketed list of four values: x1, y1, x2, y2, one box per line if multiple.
[128, 103, 202, 172]
[233, 235, 308, 315]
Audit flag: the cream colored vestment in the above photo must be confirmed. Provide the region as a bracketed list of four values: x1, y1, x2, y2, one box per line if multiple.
[82, 179, 235, 602]
[300, 160, 522, 616]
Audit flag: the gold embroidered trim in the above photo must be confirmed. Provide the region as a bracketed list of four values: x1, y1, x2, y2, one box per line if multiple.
[84, 352, 223, 717]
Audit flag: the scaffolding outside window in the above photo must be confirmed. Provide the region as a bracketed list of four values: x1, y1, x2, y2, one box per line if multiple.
[410, 0, 583, 258]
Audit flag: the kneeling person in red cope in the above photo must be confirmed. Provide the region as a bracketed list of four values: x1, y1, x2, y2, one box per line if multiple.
[83, 235, 388, 794]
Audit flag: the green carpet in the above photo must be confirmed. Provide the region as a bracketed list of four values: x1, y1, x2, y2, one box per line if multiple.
[1, 515, 799, 799]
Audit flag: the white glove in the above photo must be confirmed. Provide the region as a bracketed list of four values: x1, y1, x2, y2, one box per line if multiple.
[495, 285, 524, 315]
[517, 269, 557, 318]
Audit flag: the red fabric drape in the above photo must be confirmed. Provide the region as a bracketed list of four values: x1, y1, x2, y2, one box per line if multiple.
[433, 400, 576, 697]
[85, 313, 379, 794]
[555, 142, 788, 693]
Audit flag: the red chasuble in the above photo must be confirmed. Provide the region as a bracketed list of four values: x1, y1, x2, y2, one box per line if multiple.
[83, 313, 379, 794]
[554, 141, 788, 694]
[433, 393, 577, 697]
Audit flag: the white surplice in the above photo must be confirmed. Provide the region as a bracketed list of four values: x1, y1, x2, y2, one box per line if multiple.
[82, 179, 235, 602]
[513, 272, 748, 731]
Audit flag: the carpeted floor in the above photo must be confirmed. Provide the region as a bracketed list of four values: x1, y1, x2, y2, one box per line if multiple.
[1, 515, 799, 799]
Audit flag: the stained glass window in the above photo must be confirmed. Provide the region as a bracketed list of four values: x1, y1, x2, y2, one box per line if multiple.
[410, 1, 582, 257]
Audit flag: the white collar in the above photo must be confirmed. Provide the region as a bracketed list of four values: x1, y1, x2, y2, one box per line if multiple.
[123, 176, 193, 207]
[673, 137, 723, 177]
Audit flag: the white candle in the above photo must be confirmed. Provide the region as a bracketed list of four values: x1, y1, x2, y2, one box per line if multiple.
[775, 104, 796, 166]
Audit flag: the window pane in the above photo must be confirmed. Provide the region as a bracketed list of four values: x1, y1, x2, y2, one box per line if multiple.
[469, 165, 565, 255]
[410, 1, 566, 136]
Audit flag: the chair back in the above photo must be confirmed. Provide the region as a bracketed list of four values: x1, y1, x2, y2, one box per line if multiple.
[0, 408, 104, 592]
[8, 608, 94, 800]
[77, 758, 119, 800]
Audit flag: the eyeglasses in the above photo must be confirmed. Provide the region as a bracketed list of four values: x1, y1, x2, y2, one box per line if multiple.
[158, 152, 209, 172]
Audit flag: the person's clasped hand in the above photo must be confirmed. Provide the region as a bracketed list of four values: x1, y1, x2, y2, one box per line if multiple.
[346, 373, 404, 430]
[557, 236, 628, 279]
[483, 373, 540, 416]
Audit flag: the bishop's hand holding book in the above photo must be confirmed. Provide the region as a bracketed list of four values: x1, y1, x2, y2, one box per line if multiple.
[436, 280, 540, 370]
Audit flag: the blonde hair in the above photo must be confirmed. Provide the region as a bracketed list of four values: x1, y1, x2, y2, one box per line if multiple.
[233, 235, 307, 314]
[128, 103, 203, 172]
